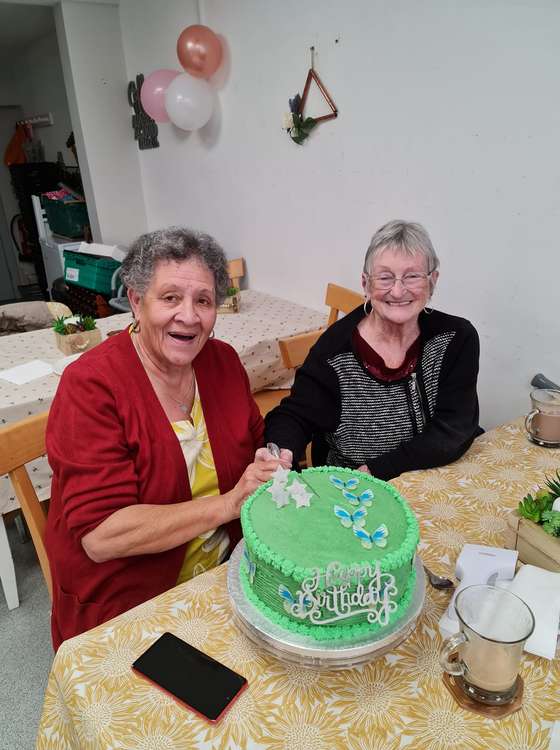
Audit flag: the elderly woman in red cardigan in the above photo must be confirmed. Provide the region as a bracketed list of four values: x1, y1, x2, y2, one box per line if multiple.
[46, 227, 290, 650]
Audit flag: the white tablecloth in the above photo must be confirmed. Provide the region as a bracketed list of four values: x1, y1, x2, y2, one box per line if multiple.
[0, 290, 326, 514]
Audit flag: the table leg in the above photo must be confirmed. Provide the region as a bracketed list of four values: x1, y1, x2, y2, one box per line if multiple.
[0, 516, 19, 610]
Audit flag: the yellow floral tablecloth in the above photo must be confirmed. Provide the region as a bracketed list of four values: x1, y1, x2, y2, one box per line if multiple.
[37, 420, 560, 750]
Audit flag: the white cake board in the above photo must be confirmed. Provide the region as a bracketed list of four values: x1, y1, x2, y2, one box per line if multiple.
[227, 541, 425, 670]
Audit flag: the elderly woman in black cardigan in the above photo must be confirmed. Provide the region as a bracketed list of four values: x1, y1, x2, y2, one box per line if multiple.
[265, 220, 482, 480]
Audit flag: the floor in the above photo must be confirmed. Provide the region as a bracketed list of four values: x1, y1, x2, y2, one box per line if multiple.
[0, 518, 53, 750]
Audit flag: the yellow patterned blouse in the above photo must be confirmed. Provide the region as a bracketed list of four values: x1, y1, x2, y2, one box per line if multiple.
[172, 381, 230, 583]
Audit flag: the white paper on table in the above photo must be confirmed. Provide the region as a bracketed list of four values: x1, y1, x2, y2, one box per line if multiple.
[0, 359, 53, 385]
[508, 564, 560, 660]
[52, 353, 82, 375]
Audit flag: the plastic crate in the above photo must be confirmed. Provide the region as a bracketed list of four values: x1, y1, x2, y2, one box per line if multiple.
[43, 197, 89, 238]
[63, 250, 120, 295]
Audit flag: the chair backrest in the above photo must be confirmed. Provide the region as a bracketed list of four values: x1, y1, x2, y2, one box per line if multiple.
[325, 283, 363, 326]
[227, 257, 245, 290]
[0, 412, 52, 598]
[278, 328, 324, 370]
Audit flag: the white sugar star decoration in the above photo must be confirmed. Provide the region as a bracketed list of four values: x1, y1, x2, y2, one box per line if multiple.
[289, 479, 313, 508]
[271, 486, 290, 508]
[271, 465, 291, 486]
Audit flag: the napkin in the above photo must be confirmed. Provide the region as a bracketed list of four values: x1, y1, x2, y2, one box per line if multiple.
[508, 564, 560, 660]
[0, 359, 53, 384]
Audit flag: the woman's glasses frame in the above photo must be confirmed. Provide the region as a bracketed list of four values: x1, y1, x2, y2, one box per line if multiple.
[367, 269, 434, 291]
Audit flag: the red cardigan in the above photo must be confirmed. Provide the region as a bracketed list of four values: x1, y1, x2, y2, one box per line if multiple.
[46, 331, 263, 650]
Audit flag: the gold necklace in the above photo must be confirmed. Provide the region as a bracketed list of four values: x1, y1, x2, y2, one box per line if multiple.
[165, 371, 195, 415]
[133, 334, 195, 415]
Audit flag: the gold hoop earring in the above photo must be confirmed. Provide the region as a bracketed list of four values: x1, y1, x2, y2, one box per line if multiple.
[423, 306, 433, 315]
[131, 318, 141, 333]
[209, 329, 215, 339]
[363, 299, 373, 316]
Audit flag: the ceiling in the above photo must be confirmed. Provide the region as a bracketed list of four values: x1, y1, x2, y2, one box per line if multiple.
[0, 3, 55, 58]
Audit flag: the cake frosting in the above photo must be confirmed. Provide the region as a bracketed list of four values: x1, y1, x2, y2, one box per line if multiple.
[240, 466, 420, 640]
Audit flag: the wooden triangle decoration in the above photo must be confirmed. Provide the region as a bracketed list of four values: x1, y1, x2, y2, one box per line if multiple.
[298, 68, 338, 124]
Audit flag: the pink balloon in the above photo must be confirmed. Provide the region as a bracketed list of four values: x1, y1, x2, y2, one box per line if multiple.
[140, 69, 180, 122]
[177, 25, 222, 79]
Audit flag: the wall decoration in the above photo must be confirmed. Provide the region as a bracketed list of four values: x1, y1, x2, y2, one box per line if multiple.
[140, 69, 181, 123]
[128, 74, 159, 150]
[164, 73, 215, 131]
[177, 24, 222, 79]
[127, 18, 224, 138]
[284, 47, 338, 146]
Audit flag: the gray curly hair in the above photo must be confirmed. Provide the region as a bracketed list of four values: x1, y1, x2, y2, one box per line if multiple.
[121, 227, 230, 305]
[363, 220, 440, 276]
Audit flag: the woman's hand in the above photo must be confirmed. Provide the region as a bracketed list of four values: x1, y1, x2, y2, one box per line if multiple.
[223, 448, 293, 520]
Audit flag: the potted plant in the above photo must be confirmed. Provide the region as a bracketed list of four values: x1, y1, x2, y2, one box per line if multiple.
[504, 471, 560, 572]
[218, 286, 240, 314]
[52, 314, 102, 355]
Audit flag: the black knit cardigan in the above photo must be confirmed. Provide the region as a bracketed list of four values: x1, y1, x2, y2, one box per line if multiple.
[265, 306, 482, 480]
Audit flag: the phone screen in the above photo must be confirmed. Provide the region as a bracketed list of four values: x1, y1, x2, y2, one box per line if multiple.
[132, 632, 248, 722]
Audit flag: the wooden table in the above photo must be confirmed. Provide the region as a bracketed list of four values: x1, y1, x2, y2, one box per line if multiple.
[36, 420, 560, 749]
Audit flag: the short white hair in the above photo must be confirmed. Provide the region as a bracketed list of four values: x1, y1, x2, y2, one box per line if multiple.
[363, 220, 440, 276]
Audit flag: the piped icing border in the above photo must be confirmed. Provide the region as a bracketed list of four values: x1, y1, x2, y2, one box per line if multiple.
[241, 466, 419, 585]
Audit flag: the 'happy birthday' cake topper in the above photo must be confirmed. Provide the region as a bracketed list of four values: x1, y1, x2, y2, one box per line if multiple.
[278, 560, 398, 625]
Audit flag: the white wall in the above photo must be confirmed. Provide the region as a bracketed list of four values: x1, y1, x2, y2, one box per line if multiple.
[55, 0, 147, 245]
[11, 30, 73, 163]
[119, 0, 560, 428]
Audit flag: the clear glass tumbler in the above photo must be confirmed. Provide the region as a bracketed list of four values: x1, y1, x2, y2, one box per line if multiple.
[440, 584, 535, 705]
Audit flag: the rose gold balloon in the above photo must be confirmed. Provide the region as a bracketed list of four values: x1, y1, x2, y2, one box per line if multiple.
[176, 25, 222, 79]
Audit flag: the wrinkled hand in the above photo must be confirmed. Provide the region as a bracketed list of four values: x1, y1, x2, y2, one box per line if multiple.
[224, 448, 293, 519]
[357, 464, 371, 474]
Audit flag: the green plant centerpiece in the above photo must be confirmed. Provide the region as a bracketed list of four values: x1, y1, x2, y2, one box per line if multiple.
[52, 314, 101, 354]
[52, 315, 97, 335]
[218, 287, 240, 314]
[518, 471, 560, 537]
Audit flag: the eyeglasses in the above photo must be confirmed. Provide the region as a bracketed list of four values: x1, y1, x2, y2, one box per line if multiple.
[367, 270, 433, 291]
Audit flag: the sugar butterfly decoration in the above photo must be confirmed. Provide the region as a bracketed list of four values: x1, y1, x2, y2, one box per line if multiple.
[353, 524, 389, 549]
[278, 584, 312, 615]
[333, 504, 367, 529]
[243, 547, 256, 583]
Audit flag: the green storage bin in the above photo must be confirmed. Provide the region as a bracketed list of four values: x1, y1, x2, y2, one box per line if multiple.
[64, 250, 120, 295]
[43, 197, 89, 238]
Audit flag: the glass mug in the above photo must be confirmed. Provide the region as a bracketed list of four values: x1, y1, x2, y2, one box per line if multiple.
[440, 585, 535, 705]
[525, 388, 560, 447]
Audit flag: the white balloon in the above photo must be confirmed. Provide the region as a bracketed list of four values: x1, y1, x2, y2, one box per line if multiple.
[164, 73, 215, 130]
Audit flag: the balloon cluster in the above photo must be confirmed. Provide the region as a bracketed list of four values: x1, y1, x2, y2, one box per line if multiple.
[140, 25, 222, 131]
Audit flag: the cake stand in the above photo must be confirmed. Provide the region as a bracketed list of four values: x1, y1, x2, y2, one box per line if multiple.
[227, 541, 426, 670]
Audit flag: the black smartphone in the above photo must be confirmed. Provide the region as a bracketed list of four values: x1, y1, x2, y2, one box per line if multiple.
[132, 632, 248, 723]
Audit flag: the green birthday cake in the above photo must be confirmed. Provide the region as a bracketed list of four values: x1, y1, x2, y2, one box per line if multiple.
[240, 466, 419, 640]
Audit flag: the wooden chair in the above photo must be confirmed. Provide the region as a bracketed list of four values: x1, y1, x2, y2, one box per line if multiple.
[278, 328, 325, 370]
[0, 412, 52, 599]
[277, 329, 328, 467]
[325, 283, 363, 326]
[227, 257, 245, 289]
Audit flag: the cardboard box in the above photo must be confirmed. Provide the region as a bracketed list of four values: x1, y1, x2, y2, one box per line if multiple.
[504, 510, 560, 572]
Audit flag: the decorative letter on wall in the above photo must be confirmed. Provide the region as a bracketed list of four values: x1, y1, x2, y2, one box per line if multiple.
[127, 74, 160, 150]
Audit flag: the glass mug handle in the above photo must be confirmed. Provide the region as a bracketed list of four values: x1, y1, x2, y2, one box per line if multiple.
[525, 409, 539, 436]
[439, 632, 467, 676]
